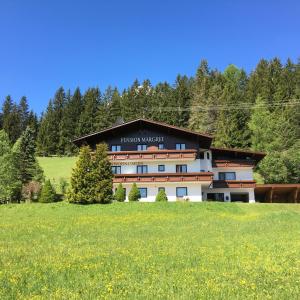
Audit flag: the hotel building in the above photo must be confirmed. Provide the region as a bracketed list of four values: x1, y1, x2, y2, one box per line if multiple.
[73, 118, 266, 202]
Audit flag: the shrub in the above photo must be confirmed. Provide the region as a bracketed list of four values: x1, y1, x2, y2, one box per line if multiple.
[155, 189, 168, 202]
[114, 183, 126, 202]
[59, 177, 69, 195]
[39, 180, 56, 203]
[21, 181, 42, 202]
[68, 144, 113, 204]
[128, 183, 140, 202]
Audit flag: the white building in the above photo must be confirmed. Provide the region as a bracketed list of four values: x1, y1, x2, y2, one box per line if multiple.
[73, 119, 265, 203]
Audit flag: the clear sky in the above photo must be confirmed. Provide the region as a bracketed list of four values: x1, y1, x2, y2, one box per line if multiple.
[0, 0, 299, 114]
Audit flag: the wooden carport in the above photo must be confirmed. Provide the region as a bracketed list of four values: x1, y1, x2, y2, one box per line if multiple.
[255, 184, 300, 203]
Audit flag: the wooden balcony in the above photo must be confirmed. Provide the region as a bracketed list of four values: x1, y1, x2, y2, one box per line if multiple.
[212, 159, 255, 168]
[108, 149, 197, 162]
[113, 172, 213, 183]
[213, 180, 256, 188]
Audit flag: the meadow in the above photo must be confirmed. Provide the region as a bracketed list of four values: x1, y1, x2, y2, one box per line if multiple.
[1, 202, 300, 299]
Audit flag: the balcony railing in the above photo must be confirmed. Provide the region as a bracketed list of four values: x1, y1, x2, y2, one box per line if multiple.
[108, 149, 197, 161]
[213, 180, 256, 188]
[212, 159, 255, 168]
[113, 172, 213, 183]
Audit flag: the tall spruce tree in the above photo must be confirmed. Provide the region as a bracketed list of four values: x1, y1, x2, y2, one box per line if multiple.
[76, 88, 101, 136]
[19, 96, 29, 132]
[13, 126, 44, 184]
[214, 65, 250, 148]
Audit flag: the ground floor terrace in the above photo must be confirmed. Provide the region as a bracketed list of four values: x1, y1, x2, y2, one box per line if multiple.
[113, 181, 256, 203]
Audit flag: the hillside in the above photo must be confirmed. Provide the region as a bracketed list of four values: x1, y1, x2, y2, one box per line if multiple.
[1, 202, 300, 299]
[38, 156, 77, 191]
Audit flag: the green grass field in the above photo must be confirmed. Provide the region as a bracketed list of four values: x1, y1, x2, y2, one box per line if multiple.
[37, 157, 77, 191]
[1, 202, 300, 299]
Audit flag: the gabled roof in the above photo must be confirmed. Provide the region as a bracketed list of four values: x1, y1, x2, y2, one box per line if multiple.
[211, 146, 266, 163]
[73, 118, 213, 148]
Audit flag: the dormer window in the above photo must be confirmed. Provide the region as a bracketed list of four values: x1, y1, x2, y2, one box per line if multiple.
[137, 144, 147, 151]
[111, 145, 121, 152]
[158, 143, 164, 150]
[176, 143, 186, 150]
[206, 152, 210, 160]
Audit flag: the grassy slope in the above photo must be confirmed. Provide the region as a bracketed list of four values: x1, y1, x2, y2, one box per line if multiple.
[1, 202, 300, 299]
[38, 157, 77, 190]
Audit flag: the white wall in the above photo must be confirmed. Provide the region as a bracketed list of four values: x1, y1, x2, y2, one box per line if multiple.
[212, 168, 254, 180]
[114, 182, 203, 202]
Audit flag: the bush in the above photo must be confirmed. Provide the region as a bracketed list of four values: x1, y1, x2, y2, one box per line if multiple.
[128, 183, 140, 202]
[39, 180, 56, 203]
[114, 183, 126, 202]
[155, 189, 168, 202]
[21, 181, 42, 202]
[59, 177, 69, 195]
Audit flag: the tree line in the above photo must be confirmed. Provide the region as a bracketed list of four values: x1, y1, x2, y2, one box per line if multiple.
[0, 57, 299, 184]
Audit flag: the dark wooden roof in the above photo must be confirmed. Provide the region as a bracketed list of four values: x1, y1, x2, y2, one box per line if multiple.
[211, 147, 266, 164]
[73, 118, 213, 148]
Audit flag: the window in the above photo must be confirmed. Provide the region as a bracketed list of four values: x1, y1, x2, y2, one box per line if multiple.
[158, 143, 164, 150]
[158, 187, 165, 192]
[176, 187, 187, 198]
[176, 143, 186, 150]
[176, 164, 187, 173]
[137, 144, 147, 151]
[111, 145, 121, 152]
[112, 166, 121, 174]
[206, 152, 210, 160]
[158, 165, 165, 172]
[137, 165, 148, 174]
[200, 152, 204, 159]
[207, 193, 224, 201]
[219, 172, 236, 180]
[138, 188, 147, 198]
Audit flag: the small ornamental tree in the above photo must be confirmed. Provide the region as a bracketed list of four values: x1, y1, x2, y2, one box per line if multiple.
[67, 145, 95, 204]
[68, 144, 113, 204]
[92, 143, 113, 204]
[155, 189, 168, 202]
[114, 183, 126, 202]
[39, 180, 56, 203]
[128, 183, 140, 202]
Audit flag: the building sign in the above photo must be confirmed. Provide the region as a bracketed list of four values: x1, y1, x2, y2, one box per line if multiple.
[117, 161, 143, 165]
[120, 136, 164, 143]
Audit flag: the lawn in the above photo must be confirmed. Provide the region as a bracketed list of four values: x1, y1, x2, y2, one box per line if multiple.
[37, 157, 77, 191]
[1, 202, 300, 299]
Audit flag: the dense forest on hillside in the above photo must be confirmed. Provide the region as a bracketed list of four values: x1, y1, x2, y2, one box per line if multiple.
[1, 58, 299, 184]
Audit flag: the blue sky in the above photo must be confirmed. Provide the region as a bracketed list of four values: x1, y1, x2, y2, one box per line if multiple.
[0, 0, 299, 114]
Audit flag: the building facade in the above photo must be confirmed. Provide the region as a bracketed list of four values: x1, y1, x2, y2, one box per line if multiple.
[73, 119, 265, 203]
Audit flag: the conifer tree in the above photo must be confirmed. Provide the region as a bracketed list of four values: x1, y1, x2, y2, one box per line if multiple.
[155, 189, 168, 202]
[13, 126, 44, 184]
[77, 88, 101, 136]
[39, 179, 56, 203]
[0, 130, 21, 203]
[59, 88, 83, 154]
[128, 183, 140, 202]
[19, 96, 29, 132]
[114, 183, 126, 202]
[92, 143, 113, 204]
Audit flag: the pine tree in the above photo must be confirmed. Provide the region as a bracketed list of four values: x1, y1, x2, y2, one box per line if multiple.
[114, 183, 126, 202]
[0, 130, 21, 203]
[189, 60, 213, 132]
[68, 146, 95, 204]
[128, 183, 140, 202]
[155, 189, 168, 202]
[92, 143, 113, 204]
[13, 126, 44, 184]
[173, 75, 192, 127]
[107, 88, 122, 126]
[77, 88, 101, 136]
[59, 88, 83, 155]
[214, 65, 250, 148]
[39, 180, 56, 203]
[19, 96, 29, 132]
